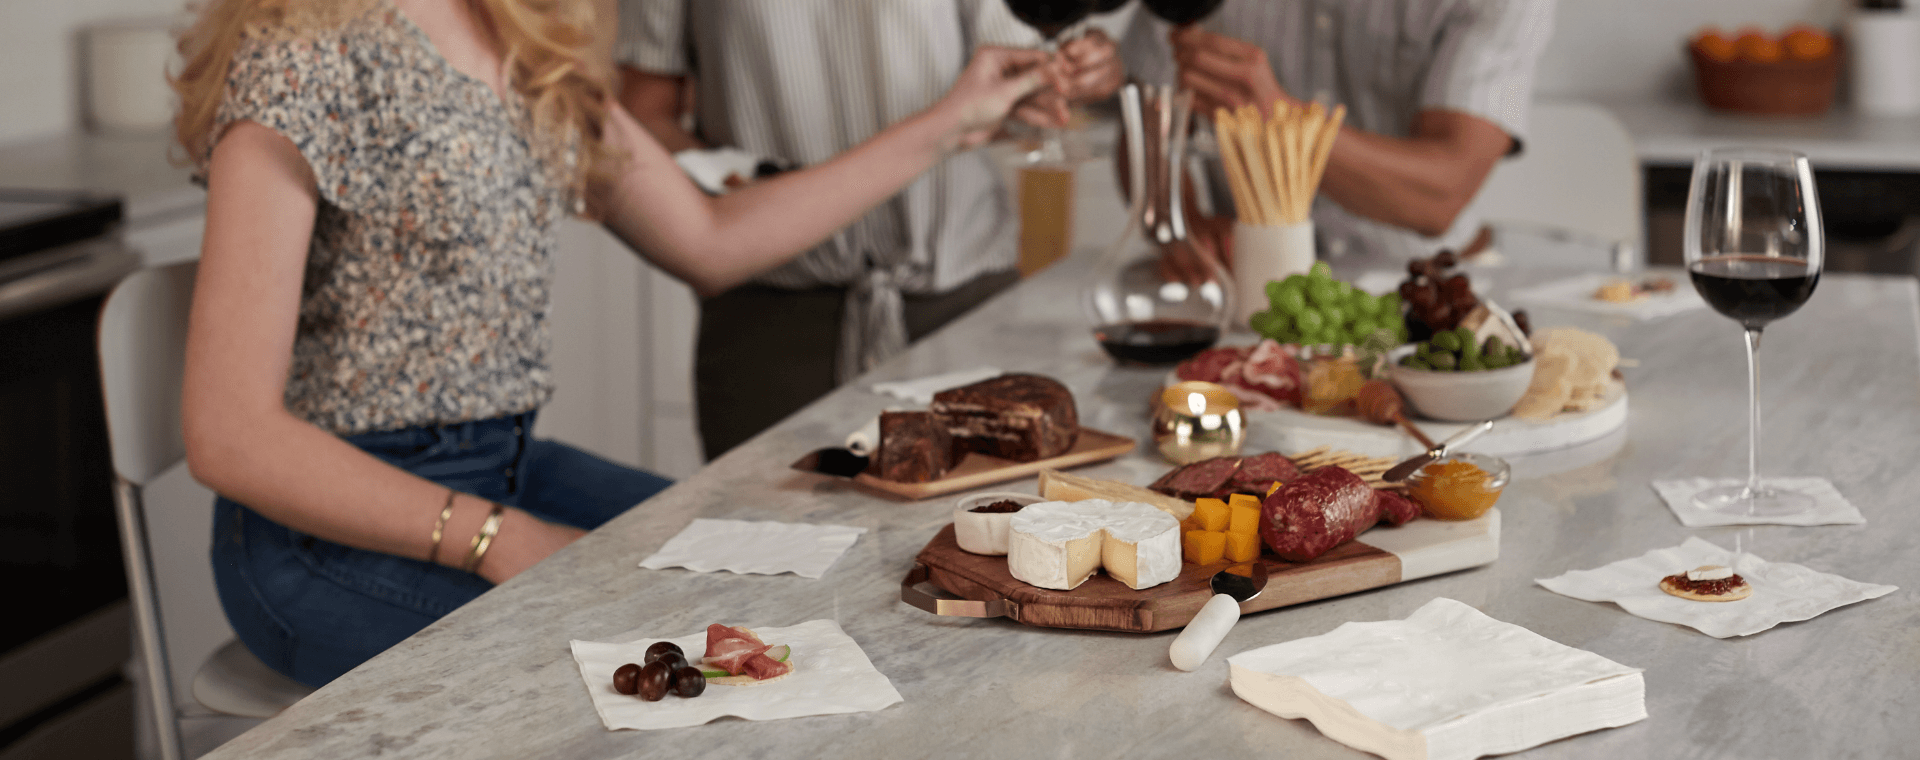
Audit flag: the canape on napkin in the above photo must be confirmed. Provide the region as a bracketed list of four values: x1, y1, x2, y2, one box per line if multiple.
[1228, 598, 1645, 760]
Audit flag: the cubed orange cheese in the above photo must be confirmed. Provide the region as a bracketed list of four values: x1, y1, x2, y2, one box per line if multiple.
[1228, 493, 1262, 511]
[1225, 531, 1261, 563]
[1228, 504, 1261, 535]
[1267, 481, 1283, 497]
[1193, 499, 1230, 532]
[1183, 530, 1226, 565]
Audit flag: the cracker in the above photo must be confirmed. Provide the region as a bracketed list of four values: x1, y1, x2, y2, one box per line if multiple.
[1511, 353, 1575, 421]
[707, 667, 794, 686]
[1658, 574, 1752, 603]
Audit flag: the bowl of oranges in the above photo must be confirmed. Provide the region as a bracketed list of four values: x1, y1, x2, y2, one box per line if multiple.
[1689, 25, 1839, 116]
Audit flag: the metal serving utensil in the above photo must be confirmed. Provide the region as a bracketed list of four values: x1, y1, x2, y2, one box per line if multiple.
[1168, 562, 1269, 671]
[1384, 419, 1495, 482]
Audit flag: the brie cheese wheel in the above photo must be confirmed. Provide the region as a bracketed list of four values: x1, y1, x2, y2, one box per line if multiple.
[1007, 500, 1181, 591]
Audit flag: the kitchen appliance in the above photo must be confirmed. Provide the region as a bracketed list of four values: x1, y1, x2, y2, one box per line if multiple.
[0, 188, 140, 755]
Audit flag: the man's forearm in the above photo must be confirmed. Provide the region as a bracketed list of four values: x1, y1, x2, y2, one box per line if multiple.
[1315, 111, 1511, 238]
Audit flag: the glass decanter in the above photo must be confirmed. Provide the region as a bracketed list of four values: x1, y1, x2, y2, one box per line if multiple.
[1082, 83, 1234, 365]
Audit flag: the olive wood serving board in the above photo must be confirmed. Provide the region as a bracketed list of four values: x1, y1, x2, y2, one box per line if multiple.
[902, 509, 1499, 633]
[852, 428, 1135, 501]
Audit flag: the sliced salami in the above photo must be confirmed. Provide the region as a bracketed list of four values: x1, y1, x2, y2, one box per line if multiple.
[1373, 489, 1421, 527]
[1151, 456, 1243, 500]
[1227, 452, 1301, 495]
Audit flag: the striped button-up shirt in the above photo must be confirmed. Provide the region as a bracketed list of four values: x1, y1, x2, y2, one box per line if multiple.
[618, 0, 1042, 378]
[1124, 0, 1556, 261]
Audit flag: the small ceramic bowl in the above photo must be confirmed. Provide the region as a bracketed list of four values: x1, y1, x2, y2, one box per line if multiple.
[1387, 345, 1535, 422]
[1405, 451, 1510, 521]
[953, 491, 1045, 556]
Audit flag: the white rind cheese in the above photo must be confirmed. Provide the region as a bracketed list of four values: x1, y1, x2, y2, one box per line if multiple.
[1687, 565, 1733, 582]
[1007, 500, 1181, 591]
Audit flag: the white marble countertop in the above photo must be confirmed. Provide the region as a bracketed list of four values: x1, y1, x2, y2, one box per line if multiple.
[199, 213, 1920, 757]
[1593, 96, 1920, 171]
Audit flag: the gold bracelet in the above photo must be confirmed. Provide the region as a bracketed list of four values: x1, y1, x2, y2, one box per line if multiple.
[464, 502, 507, 573]
[427, 489, 456, 565]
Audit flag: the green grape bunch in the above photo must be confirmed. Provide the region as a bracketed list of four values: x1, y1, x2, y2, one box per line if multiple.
[1248, 262, 1411, 347]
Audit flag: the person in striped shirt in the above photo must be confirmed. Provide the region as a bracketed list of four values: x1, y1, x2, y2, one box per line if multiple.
[1123, 0, 1555, 264]
[617, 0, 1125, 459]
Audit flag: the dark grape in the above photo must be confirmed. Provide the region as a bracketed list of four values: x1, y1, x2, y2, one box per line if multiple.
[638, 660, 671, 701]
[1433, 250, 1457, 268]
[612, 663, 642, 695]
[644, 642, 683, 663]
[670, 666, 707, 698]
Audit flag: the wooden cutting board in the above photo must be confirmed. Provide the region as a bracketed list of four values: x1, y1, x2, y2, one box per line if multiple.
[903, 509, 1500, 633]
[852, 427, 1135, 501]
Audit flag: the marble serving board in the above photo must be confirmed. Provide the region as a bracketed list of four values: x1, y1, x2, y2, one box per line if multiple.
[905, 509, 1500, 633]
[851, 427, 1135, 501]
[1250, 381, 1628, 460]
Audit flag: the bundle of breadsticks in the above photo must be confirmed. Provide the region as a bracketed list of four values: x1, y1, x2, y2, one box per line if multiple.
[1214, 101, 1346, 226]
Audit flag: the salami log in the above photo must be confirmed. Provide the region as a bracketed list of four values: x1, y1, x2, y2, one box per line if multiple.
[1260, 466, 1382, 562]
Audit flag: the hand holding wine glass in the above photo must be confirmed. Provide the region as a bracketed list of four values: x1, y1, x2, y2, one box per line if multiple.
[1683, 147, 1824, 517]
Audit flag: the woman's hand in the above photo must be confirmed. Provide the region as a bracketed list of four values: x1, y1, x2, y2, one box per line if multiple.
[936, 46, 1055, 151]
[1171, 26, 1294, 119]
[1056, 29, 1125, 104]
[474, 508, 586, 585]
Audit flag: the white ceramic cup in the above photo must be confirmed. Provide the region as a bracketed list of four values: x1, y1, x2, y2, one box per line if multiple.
[1232, 221, 1315, 328]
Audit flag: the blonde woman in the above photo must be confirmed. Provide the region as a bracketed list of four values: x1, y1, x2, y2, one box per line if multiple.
[175, 0, 1053, 686]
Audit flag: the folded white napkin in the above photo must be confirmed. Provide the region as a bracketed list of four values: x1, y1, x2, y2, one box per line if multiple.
[1650, 477, 1863, 527]
[1228, 598, 1644, 760]
[639, 519, 866, 579]
[1536, 537, 1897, 638]
[570, 619, 902, 731]
[869, 367, 1003, 404]
[1507, 273, 1706, 320]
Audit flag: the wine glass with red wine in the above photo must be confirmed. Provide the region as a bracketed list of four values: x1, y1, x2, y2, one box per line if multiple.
[1140, 0, 1226, 26]
[1683, 147, 1823, 517]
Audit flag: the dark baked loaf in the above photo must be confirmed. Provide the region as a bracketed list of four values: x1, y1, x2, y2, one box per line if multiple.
[931, 373, 1079, 462]
[874, 411, 953, 483]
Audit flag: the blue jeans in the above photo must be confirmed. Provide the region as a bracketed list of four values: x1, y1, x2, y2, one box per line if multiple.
[210, 411, 671, 688]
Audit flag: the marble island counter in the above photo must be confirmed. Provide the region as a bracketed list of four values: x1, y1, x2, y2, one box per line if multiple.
[196, 235, 1920, 759]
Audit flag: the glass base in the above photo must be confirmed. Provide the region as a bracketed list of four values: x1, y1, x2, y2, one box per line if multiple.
[1691, 483, 1816, 517]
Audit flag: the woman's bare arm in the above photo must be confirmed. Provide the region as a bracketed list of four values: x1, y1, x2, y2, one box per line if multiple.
[597, 47, 1049, 296]
[182, 121, 582, 584]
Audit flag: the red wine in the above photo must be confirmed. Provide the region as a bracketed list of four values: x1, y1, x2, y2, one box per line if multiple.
[1003, 0, 1095, 39]
[1141, 0, 1226, 25]
[1095, 319, 1221, 364]
[1689, 254, 1819, 328]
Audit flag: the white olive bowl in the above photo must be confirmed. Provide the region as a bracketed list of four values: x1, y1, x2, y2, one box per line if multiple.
[953, 491, 1044, 556]
[1387, 344, 1535, 422]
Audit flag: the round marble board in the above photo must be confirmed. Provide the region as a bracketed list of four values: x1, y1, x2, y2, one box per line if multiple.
[1242, 379, 1628, 461]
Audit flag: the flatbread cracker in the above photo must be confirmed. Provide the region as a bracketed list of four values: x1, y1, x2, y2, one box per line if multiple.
[1659, 574, 1752, 602]
[1511, 353, 1574, 421]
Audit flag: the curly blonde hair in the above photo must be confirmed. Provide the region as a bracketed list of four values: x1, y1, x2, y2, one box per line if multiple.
[172, 0, 618, 215]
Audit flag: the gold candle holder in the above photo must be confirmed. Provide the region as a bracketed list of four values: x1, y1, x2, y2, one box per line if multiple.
[1152, 381, 1246, 464]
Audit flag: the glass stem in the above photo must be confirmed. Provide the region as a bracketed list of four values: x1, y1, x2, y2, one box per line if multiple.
[1742, 326, 1763, 498]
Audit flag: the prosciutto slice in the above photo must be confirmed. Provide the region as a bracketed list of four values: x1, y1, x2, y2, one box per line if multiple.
[703, 624, 772, 676]
[740, 652, 792, 680]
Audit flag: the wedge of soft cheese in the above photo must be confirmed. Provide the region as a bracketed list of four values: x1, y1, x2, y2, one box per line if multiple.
[1037, 469, 1194, 521]
[1008, 500, 1181, 591]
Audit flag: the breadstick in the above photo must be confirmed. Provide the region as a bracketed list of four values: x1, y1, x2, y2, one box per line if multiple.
[1236, 106, 1283, 226]
[1306, 104, 1346, 202]
[1297, 103, 1326, 223]
[1213, 109, 1261, 225]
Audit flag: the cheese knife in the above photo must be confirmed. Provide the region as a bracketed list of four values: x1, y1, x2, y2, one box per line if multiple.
[1169, 561, 1268, 672]
[1383, 419, 1495, 482]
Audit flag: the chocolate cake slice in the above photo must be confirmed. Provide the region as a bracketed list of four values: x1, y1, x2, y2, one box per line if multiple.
[874, 411, 954, 483]
[931, 373, 1079, 462]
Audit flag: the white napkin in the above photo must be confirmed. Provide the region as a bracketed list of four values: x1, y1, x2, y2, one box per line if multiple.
[869, 367, 1002, 404]
[1228, 598, 1644, 760]
[1506, 273, 1706, 320]
[639, 519, 866, 579]
[1536, 537, 1898, 638]
[1650, 477, 1863, 527]
[570, 619, 902, 730]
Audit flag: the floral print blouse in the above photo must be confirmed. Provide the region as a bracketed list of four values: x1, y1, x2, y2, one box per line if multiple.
[200, 3, 569, 435]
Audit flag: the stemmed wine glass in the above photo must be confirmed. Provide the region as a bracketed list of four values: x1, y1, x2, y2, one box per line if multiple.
[1140, 0, 1226, 26]
[1683, 147, 1824, 517]
[1001, 0, 1096, 162]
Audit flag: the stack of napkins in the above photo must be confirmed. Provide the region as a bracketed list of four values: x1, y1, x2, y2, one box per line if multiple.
[1228, 598, 1645, 760]
[638, 519, 866, 579]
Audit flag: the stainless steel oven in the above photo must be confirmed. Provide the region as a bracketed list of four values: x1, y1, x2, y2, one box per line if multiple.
[0, 189, 140, 757]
